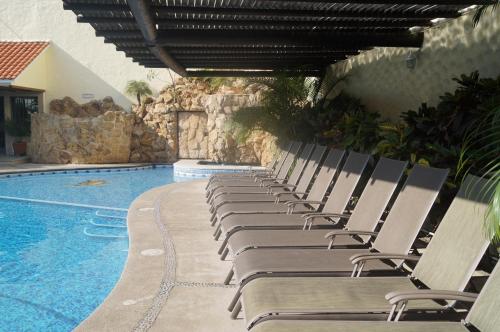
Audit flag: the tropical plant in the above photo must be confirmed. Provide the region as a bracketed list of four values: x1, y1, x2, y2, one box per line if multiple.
[125, 80, 152, 106]
[231, 75, 316, 142]
[457, 105, 500, 243]
[203, 77, 234, 92]
[5, 119, 31, 140]
[473, 0, 499, 27]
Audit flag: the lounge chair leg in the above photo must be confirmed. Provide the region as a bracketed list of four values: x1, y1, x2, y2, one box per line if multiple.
[220, 247, 229, 260]
[224, 268, 234, 285]
[227, 285, 242, 312]
[218, 237, 228, 254]
[213, 224, 221, 238]
[210, 214, 217, 226]
[214, 228, 223, 241]
[230, 300, 242, 320]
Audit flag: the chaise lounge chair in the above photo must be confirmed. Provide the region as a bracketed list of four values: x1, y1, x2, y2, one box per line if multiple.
[210, 145, 326, 210]
[234, 175, 494, 329]
[225, 165, 448, 312]
[206, 141, 289, 183]
[213, 151, 371, 225]
[250, 260, 500, 332]
[222, 157, 408, 259]
[212, 151, 369, 243]
[205, 141, 302, 198]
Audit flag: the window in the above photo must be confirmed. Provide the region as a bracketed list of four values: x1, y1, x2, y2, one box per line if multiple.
[10, 96, 38, 123]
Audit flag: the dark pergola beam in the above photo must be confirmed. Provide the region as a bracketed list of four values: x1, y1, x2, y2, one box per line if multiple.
[120, 46, 365, 54]
[169, 49, 361, 56]
[186, 70, 323, 77]
[96, 31, 143, 39]
[181, 63, 333, 70]
[156, 6, 461, 19]
[175, 54, 349, 61]
[79, 16, 433, 29]
[127, 0, 186, 76]
[63, 1, 490, 12]
[255, 0, 490, 4]
[155, 30, 424, 48]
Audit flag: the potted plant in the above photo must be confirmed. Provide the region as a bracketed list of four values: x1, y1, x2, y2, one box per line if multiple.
[5, 119, 31, 156]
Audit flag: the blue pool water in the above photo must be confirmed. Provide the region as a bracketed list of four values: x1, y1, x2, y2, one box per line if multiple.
[0, 166, 181, 331]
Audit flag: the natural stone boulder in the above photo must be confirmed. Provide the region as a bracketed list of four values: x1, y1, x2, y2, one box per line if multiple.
[29, 105, 135, 164]
[49, 96, 124, 118]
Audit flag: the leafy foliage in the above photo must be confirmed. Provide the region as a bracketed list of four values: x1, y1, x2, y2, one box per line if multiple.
[473, 1, 499, 27]
[231, 75, 316, 142]
[458, 104, 500, 242]
[231, 71, 500, 238]
[202, 77, 234, 91]
[125, 80, 152, 106]
[5, 119, 31, 139]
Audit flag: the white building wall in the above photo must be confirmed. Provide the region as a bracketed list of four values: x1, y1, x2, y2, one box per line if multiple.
[323, 10, 500, 120]
[0, 0, 174, 111]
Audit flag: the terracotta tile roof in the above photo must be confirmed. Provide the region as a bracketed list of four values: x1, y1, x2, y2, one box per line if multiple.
[0, 41, 49, 80]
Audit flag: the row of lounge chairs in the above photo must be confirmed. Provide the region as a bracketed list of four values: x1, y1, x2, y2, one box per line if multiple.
[204, 141, 498, 331]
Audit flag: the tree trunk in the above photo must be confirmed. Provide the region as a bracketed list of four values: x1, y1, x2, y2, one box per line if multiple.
[137, 93, 141, 106]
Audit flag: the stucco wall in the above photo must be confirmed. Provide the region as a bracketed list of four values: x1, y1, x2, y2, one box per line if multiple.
[323, 10, 500, 120]
[0, 0, 173, 110]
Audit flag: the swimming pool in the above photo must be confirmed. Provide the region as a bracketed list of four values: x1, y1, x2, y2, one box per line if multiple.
[0, 166, 183, 331]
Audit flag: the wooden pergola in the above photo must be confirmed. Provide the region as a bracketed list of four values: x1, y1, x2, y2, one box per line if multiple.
[63, 0, 488, 77]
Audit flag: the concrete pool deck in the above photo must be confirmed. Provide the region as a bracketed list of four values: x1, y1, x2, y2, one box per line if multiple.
[76, 180, 245, 332]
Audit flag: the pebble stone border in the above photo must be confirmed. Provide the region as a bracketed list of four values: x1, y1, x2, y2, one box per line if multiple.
[131, 186, 237, 332]
[132, 191, 177, 332]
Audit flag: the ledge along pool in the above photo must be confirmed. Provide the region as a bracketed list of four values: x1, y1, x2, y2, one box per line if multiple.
[0, 166, 182, 331]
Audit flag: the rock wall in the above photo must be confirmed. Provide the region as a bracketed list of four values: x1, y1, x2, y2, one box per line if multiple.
[130, 78, 277, 165]
[28, 79, 277, 165]
[130, 103, 177, 163]
[29, 98, 134, 163]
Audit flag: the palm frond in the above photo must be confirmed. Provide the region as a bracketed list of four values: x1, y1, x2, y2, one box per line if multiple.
[473, 1, 500, 27]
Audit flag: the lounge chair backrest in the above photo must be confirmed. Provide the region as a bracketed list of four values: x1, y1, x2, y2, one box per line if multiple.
[321, 152, 370, 214]
[266, 149, 281, 171]
[344, 157, 407, 241]
[287, 143, 315, 186]
[467, 262, 500, 332]
[294, 145, 327, 195]
[412, 175, 493, 292]
[304, 149, 345, 203]
[276, 142, 302, 179]
[272, 141, 293, 176]
[372, 165, 448, 256]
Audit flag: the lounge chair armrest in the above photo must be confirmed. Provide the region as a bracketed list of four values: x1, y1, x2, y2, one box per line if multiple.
[273, 191, 305, 197]
[267, 184, 296, 189]
[350, 253, 420, 265]
[385, 290, 478, 306]
[301, 213, 351, 230]
[260, 177, 285, 182]
[285, 200, 321, 213]
[253, 173, 272, 178]
[324, 230, 378, 240]
[303, 213, 351, 221]
[285, 200, 322, 206]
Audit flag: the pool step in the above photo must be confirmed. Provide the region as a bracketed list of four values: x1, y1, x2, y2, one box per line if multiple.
[88, 219, 127, 228]
[95, 210, 127, 220]
[83, 227, 128, 239]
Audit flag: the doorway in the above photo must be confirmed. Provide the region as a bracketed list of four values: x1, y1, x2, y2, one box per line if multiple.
[177, 111, 209, 159]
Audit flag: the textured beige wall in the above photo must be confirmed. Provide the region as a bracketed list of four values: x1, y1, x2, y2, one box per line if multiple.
[324, 11, 500, 120]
